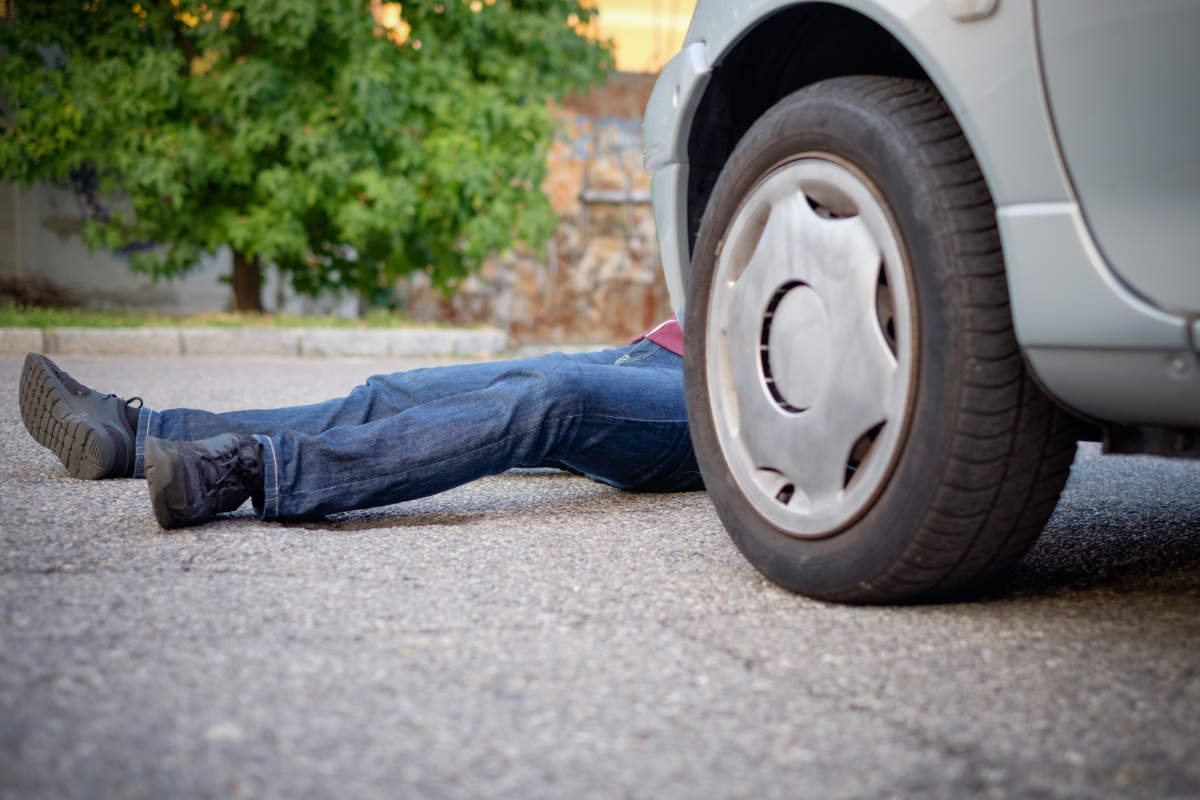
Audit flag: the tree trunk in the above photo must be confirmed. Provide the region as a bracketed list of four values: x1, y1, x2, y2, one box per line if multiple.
[231, 250, 263, 312]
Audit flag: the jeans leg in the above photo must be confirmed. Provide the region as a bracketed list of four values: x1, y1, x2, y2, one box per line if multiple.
[135, 351, 630, 477]
[257, 353, 585, 518]
[549, 345, 701, 493]
[255, 346, 700, 520]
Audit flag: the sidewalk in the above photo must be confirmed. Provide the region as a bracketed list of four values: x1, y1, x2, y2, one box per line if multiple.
[0, 326, 509, 359]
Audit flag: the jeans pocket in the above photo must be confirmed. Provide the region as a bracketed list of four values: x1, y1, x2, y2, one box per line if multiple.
[613, 340, 656, 367]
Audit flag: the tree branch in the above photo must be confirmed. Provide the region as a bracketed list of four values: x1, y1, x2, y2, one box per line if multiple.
[161, 1, 197, 76]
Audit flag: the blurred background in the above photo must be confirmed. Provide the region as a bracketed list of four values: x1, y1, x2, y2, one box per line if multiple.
[0, 1, 699, 344]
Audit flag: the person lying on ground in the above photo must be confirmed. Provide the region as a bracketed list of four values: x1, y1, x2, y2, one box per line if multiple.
[19, 318, 701, 529]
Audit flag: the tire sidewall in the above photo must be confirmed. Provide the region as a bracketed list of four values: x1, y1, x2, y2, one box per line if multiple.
[686, 80, 966, 599]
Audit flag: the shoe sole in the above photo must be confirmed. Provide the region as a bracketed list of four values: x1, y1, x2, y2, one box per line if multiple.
[20, 354, 116, 480]
[144, 437, 182, 529]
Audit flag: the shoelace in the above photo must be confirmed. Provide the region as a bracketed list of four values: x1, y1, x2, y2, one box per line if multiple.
[200, 449, 245, 492]
[56, 364, 143, 412]
[83, 386, 143, 412]
[197, 442, 259, 513]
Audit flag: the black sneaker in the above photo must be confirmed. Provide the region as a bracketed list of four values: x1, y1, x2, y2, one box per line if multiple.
[144, 434, 263, 529]
[19, 353, 142, 479]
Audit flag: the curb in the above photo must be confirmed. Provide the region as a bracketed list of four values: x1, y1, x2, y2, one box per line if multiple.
[0, 326, 509, 359]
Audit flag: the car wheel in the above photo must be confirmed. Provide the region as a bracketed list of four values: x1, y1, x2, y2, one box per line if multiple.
[685, 76, 1079, 603]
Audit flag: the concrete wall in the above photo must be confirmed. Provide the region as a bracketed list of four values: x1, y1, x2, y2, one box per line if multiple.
[0, 181, 360, 318]
[0, 180, 232, 313]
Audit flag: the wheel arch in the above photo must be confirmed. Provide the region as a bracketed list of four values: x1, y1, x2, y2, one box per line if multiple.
[687, 4, 935, 262]
[679, 1, 1040, 265]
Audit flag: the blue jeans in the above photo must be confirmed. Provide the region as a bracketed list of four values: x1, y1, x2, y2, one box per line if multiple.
[132, 340, 702, 520]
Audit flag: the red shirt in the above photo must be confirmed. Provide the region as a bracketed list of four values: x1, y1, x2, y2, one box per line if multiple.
[632, 316, 683, 355]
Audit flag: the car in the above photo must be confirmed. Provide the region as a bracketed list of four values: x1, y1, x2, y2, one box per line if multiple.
[642, 0, 1200, 603]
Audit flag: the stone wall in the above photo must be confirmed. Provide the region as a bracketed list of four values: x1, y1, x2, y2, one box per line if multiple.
[396, 73, 673, 344]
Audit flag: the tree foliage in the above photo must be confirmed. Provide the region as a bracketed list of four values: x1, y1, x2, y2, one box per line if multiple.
[0, 0, 613, 308]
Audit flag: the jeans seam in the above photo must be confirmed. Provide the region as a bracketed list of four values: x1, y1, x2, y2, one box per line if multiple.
[256, 434, 280, 518]
[133, 407, 157, 479]
[613, 342, 655, 366]
[588, 414, 689, 423]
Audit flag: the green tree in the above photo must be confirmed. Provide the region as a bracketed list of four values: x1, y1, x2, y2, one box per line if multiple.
[0, 0, 612, 310]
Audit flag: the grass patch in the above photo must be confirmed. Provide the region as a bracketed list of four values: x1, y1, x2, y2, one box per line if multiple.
[0, 304, 431, 329]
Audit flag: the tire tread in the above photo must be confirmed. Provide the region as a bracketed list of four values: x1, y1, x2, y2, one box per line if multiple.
[815, 77, 1077, 602]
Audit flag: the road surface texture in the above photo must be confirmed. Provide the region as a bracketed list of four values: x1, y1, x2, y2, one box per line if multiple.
[2, 354, 1198, 799]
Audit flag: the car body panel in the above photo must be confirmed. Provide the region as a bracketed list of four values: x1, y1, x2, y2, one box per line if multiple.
[644, 0, 1200, 428]
[650, 164, 692, 317]
[645, 43, 711, 314]
[999, 202, 1200, 426]
[646, 0, 1071, 208]
[1036, 0, 1200, 314]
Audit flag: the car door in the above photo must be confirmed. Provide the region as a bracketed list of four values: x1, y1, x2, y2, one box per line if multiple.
[1036, 0, 1200, 313]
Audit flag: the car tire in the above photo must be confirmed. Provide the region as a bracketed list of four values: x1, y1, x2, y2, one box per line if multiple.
[685, 76, 1079, 603]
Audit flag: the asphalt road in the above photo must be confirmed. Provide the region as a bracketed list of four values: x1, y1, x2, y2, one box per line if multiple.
[2, 354, 1198, 800]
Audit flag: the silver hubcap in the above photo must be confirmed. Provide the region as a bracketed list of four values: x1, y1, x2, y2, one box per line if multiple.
[705, 156, 915, 538]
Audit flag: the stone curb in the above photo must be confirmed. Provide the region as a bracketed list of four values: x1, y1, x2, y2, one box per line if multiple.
[0, 328, 45, 356]
[0, 327, 508, 359]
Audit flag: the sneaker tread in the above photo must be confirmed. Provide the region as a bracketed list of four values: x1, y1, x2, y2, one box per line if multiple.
[20, 355, 113, 480]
